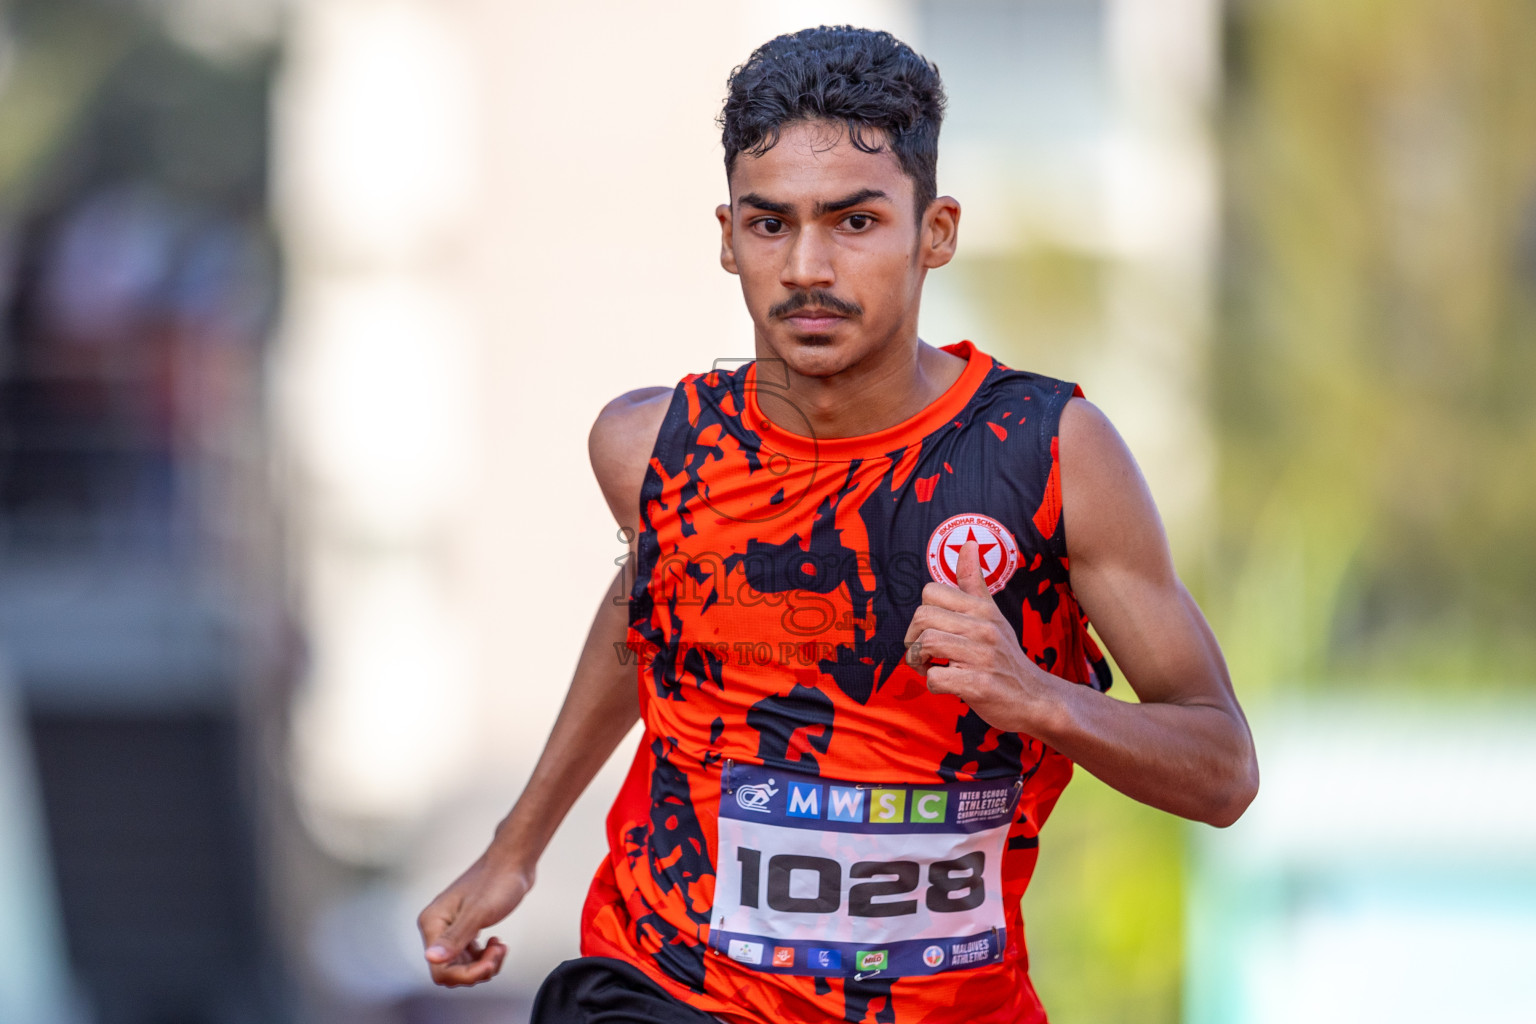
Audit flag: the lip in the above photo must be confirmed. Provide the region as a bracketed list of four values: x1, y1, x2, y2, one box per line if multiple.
[781, 310, 847, 332]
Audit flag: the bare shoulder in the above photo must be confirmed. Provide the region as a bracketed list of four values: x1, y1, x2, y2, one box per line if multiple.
[589, 387, 672, 471]
[1059, 397, 1140, 492]
[589, 387, 672, 531]
[1058, 397, 1170, 573]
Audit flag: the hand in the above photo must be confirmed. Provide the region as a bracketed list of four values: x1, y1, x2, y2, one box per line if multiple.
[417, 851, 533, 987]
[902, 540, 1062, 735]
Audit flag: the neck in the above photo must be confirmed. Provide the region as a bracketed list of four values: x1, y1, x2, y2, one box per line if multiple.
[753, 334, 968, 440]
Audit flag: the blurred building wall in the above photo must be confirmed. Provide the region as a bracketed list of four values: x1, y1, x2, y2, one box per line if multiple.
[274, 0, 757, 1011]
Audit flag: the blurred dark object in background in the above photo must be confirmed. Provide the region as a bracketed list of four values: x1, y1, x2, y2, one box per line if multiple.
[0, 2, 293, 1023]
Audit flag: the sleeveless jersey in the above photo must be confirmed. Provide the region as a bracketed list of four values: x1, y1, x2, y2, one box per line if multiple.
[580, 340, 1112, 1024]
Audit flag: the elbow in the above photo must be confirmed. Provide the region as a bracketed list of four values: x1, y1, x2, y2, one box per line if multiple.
[1199, 756, 1260, 829]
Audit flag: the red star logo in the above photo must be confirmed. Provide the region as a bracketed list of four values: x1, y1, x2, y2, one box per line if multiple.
[946, 527, 998, 576]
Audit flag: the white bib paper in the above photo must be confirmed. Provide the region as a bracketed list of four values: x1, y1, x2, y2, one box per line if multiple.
[708, 761, 1019, 979]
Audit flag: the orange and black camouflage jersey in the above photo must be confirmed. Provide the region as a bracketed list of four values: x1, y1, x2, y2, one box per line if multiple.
[581, 341, 1112, 1024]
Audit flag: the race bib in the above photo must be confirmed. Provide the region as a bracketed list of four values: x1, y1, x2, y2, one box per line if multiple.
[708, 761, 1020, 979]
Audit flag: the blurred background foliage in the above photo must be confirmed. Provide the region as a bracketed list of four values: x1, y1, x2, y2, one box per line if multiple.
[984, 2, 1536, 1022]
[1214, 0, 1536, 694]
[0, 0, 271, 214]
[1024, 769, 1186, 1023]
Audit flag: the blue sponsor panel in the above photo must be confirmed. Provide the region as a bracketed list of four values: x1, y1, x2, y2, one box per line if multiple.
[805, 947, 840, 971]
[718, 762, 1019, 834]
[827, 786, 866, 822]
[786, 781, 822, 819]
[709, 928, 1005, 977]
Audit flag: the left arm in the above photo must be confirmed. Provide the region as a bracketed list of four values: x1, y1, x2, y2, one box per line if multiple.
[903, 398, 1259, 827]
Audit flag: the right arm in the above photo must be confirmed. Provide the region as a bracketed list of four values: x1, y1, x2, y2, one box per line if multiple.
[417, 386, 671, 987]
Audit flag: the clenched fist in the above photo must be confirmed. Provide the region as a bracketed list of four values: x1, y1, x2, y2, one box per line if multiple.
[902, 538, 1061, 736]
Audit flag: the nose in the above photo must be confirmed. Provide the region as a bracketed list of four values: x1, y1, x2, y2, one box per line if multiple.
[780, 225, 835, 291]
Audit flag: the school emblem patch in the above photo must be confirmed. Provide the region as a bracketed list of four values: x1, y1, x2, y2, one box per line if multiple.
[926, 513, 1019, 594]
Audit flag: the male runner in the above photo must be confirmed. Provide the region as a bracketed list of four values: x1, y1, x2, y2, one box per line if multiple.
[418, 26, 1258, 1024]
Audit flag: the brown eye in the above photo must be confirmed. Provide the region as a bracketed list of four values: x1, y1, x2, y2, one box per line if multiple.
[845, 214, 873, 230]
[757, 218, 785, 234]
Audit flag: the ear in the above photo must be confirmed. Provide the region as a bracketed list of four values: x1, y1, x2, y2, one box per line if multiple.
[716, 203, 739, 275]
[919, 196, 961, 270]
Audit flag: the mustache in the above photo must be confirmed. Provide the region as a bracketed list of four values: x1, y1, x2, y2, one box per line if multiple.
[768, 289, 864, 320]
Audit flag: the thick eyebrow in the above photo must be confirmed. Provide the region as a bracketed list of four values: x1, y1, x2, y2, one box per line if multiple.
[815, 188, 890, 217]
[738, 192, 792, 215]
[736, 188, 892, 218]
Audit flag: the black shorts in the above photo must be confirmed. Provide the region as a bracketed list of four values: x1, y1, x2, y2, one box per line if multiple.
[530, 957, 722, 1024]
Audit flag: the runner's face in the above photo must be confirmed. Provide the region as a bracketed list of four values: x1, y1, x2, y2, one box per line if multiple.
[718, 121, 946, 377]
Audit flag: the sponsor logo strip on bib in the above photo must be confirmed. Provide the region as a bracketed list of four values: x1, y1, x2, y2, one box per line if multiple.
[708, 762, 1019, 978]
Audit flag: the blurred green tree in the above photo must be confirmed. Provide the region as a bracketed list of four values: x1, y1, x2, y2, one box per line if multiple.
[975, 3, 1536, 1023]
[1215, 0, 1536, 693]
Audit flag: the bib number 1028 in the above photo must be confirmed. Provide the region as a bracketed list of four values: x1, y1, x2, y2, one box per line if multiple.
[735, 848, 986, 917]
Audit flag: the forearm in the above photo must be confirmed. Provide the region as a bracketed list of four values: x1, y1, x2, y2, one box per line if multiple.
[907, 551, 1258, 827]
[488, 565, 641, 869]
[1026, 674, 1258, 827]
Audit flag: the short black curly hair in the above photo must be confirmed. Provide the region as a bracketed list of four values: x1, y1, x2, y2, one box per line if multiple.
[719, 26, 947, 216]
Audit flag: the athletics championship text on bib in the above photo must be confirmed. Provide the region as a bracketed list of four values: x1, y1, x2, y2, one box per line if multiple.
[708, 761, 1020, 979]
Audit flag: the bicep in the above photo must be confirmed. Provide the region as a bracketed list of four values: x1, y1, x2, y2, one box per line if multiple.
[1058, 399, 1235, 710]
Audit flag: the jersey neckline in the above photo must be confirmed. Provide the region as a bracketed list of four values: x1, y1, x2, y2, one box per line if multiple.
[740, 340, 992, 463]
